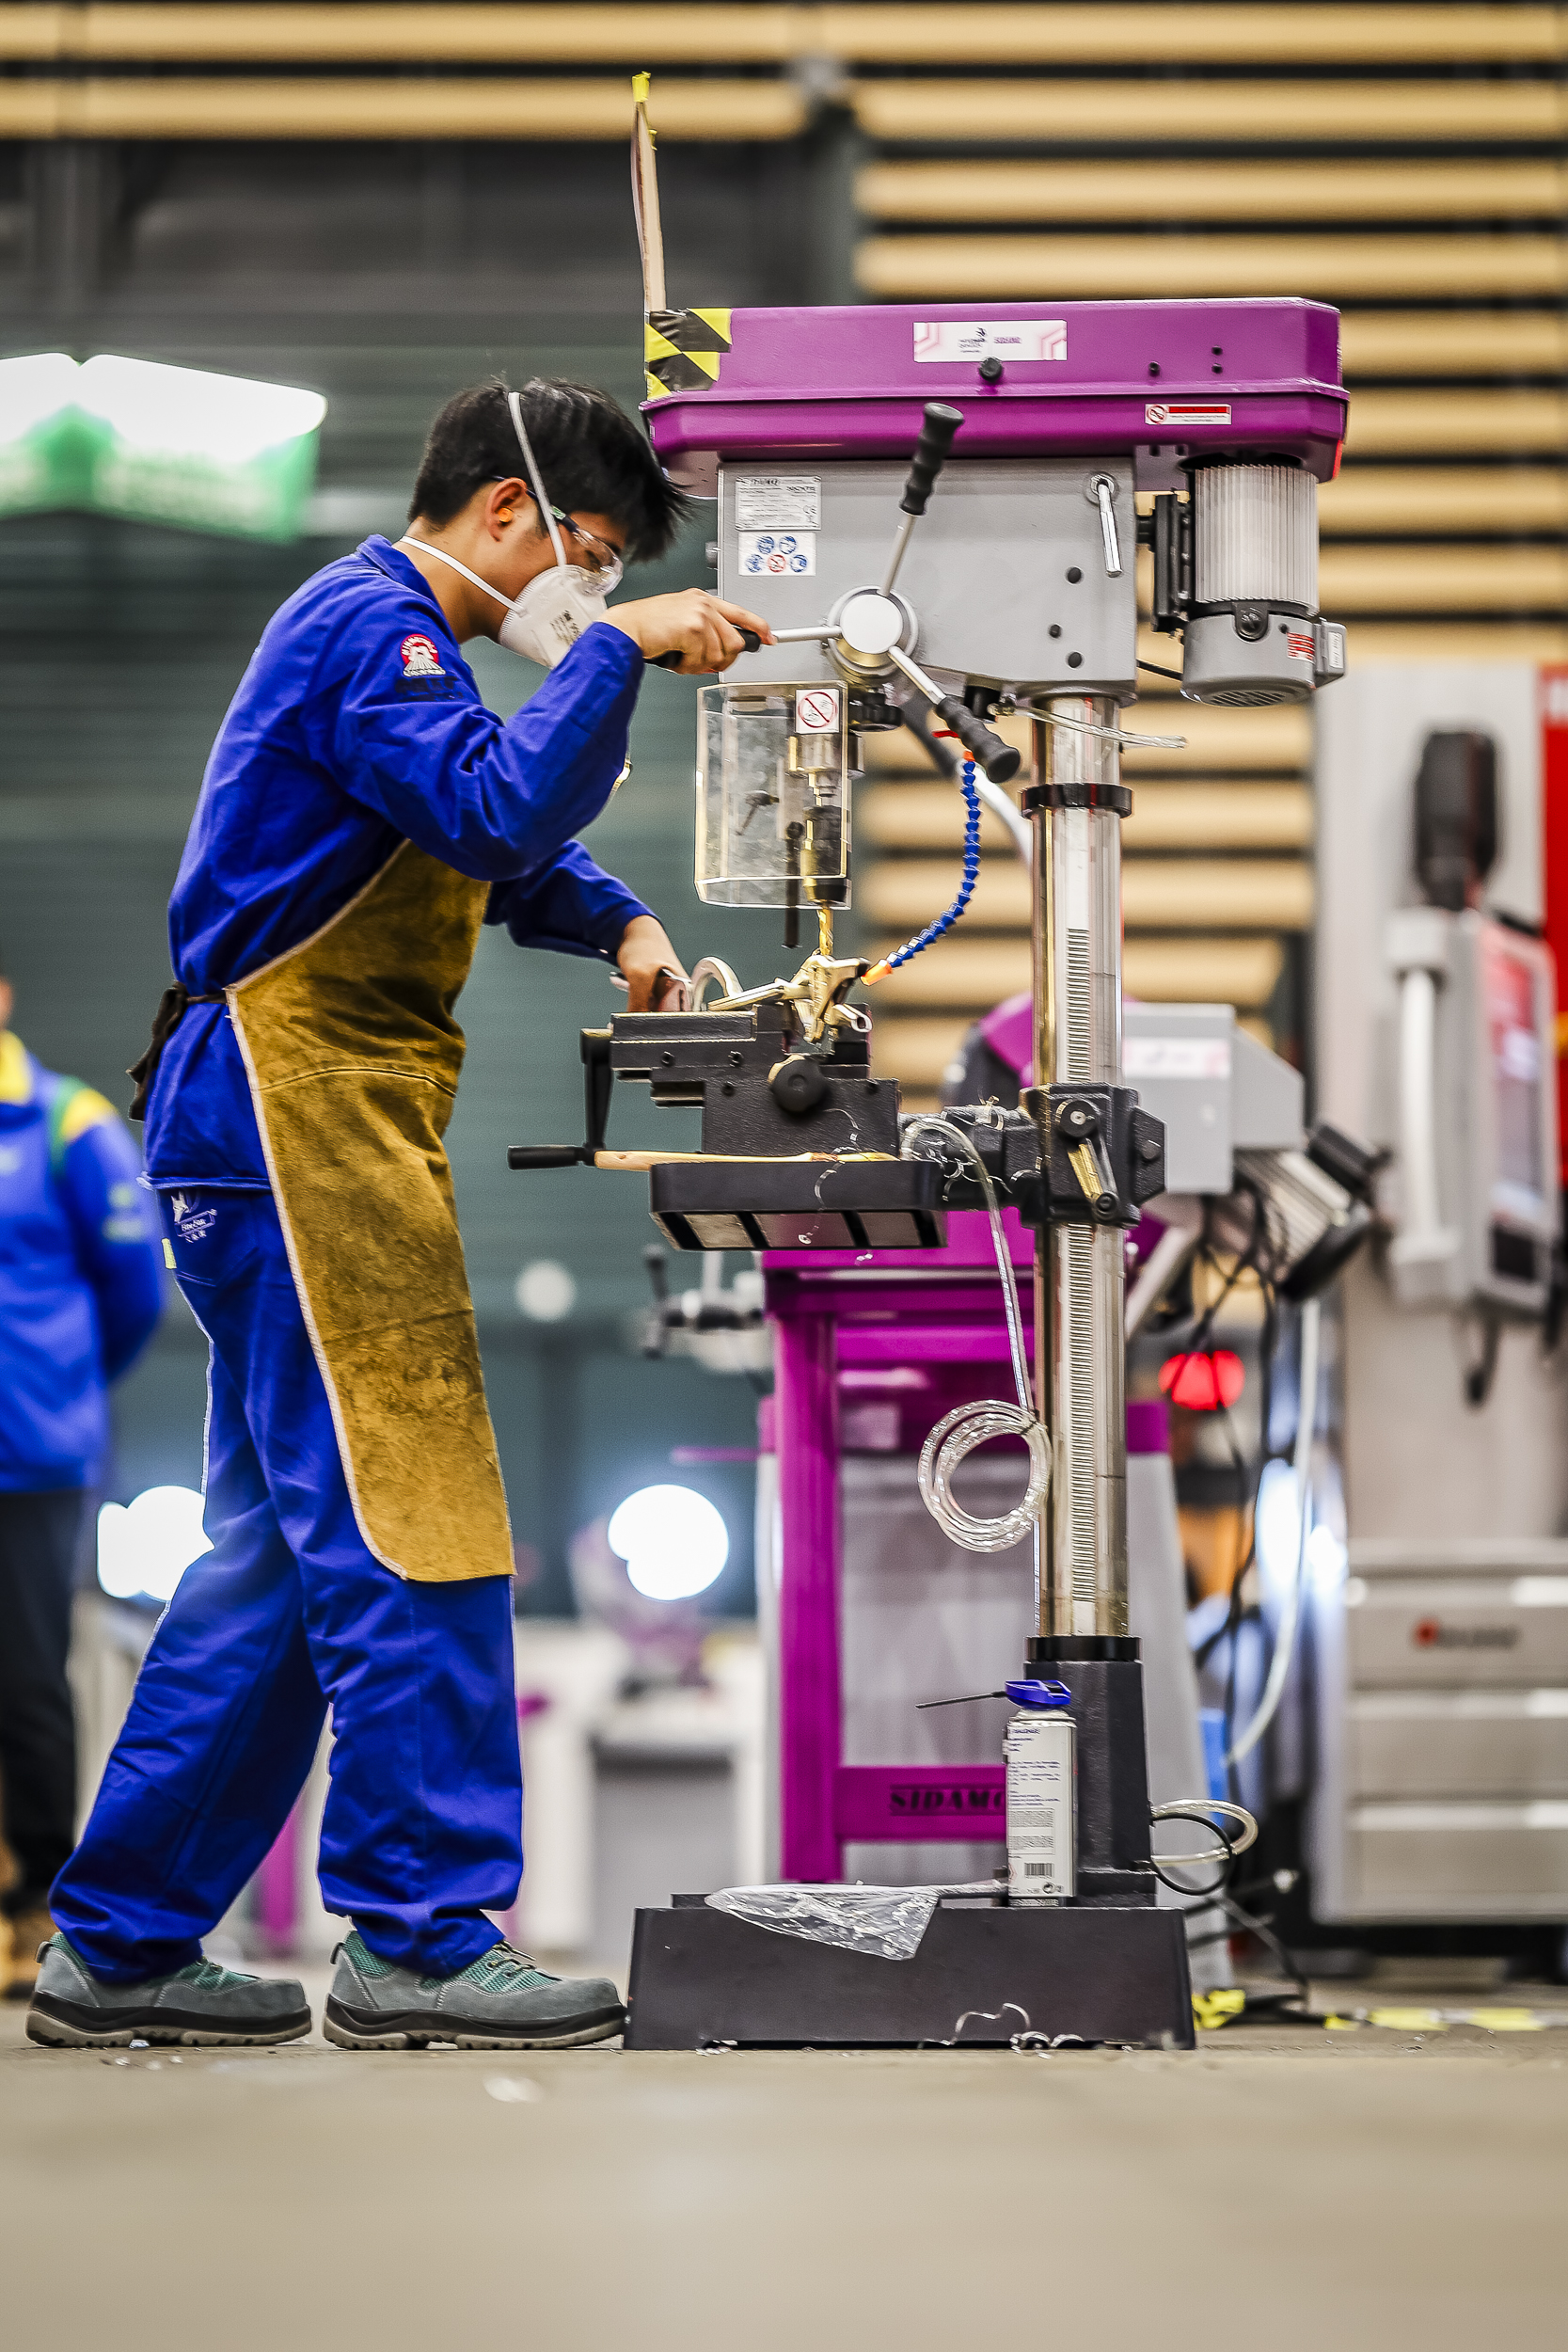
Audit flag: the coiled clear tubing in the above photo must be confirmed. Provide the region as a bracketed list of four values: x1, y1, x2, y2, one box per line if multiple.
[903, 1116, 1052, 1553]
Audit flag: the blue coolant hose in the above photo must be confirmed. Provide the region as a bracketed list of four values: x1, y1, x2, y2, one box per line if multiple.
[863, 754, 981, 986]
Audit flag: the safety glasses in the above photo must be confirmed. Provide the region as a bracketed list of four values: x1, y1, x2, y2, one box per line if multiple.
[493, 478, 625, 594]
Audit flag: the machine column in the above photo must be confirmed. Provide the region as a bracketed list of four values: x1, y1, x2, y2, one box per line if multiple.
[1024, 696, 1153, 1903]
[1029, 695, 1130, 1642]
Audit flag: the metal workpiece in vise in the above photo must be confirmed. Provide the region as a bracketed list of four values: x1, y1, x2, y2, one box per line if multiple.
[509, 994, 897, 1169]
[611, 993, 896, 1160]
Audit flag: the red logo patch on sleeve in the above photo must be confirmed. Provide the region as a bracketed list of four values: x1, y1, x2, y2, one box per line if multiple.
[401, 633, 444, 677]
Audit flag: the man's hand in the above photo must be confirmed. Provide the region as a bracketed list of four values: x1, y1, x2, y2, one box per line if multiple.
[606, 589, 772, 676]
[618, 914, 687, 1012]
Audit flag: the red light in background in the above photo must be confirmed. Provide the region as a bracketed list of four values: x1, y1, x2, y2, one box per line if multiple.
[1159, 1349, 1245, 1412]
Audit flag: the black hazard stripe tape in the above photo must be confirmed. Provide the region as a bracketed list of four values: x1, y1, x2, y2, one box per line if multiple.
[645, 307, 731, 399]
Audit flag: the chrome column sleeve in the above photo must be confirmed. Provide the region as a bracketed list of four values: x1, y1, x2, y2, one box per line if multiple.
[1031, 695, 1129, 1640]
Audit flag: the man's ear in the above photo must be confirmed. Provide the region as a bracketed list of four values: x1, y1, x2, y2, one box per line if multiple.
[0, 978, 13, 1032]
[484, 476, 530, 540]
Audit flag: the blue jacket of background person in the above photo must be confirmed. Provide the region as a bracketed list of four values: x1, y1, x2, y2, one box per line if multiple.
[0, 1033, 164, 1491]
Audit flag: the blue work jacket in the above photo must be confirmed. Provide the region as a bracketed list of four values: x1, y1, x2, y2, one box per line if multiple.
[145, 535, 652, 1187]
[0, 1035, 164, 1491]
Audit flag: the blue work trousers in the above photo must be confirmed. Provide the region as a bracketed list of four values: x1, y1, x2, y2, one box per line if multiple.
[51, 1186, 522, 1982]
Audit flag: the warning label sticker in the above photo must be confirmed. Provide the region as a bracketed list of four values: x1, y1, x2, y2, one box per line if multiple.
[1287, 630, 1315, 663]
[735, 476, 820, 530]
[914, 320, 1067, 363]
[1146, 402, 1232, 426]
[738, 531, 815, 578]
[795, 688, 840, 734]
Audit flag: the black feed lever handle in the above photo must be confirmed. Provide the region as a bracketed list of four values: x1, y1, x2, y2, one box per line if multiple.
[654, 627, 762, 672]
[508, 1145, 588, 1170]
[900, 401, 964, 516]
[509, 1027, 614, 1172]
[931, 693, 1022, 787]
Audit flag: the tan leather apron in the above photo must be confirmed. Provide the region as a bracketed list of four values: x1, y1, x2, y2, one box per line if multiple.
[228, 840, 513, 1584]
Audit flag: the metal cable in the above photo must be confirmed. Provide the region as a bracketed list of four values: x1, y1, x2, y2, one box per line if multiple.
[1227, 1295, 1321, 1766]
[902, 1114, 1052, 1552]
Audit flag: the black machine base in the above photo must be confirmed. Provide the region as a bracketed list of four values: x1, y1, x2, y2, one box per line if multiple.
[624, 1898, 1194, 2050]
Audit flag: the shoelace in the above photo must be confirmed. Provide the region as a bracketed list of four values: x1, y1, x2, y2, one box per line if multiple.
[173, 1957, 258, 1991]
[460, 1942, 559, 1990]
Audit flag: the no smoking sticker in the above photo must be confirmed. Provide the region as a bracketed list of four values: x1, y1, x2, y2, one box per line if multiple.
[796, 689, 840, 734]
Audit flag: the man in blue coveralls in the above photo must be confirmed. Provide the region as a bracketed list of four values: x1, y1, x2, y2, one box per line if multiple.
[31, 377, 769, 2051]
[0, 956, 162, 1999]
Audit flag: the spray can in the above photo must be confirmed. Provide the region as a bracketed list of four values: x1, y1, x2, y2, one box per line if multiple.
[1004, 1678, 1075, 1902]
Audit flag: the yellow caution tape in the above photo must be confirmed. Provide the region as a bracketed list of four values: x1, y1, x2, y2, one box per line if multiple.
[1192, 1988, 1247, 2030]
[1367, 2007, 1448, 2031]
[645, 306, 733, 401]
[1466, 2008, 1544, 2032]
[1323, 2014, 1361, 2031]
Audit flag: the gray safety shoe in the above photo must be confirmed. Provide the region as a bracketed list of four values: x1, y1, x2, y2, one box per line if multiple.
[323, 1928, 624, 2050]
[26, 1933, 310, 2049]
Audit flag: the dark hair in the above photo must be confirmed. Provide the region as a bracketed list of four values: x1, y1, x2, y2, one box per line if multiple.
[408, 376, 692, 562]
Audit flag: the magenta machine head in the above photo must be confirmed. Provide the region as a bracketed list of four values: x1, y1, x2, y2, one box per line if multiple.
[647, 297, 1348, 712]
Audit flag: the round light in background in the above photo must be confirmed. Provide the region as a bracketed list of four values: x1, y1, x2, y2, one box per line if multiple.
[515, 1258, 577, 1322]
[607, 1484, 729, 1602]
[1158, 1347, 1244, 1414]
[98, 1486, 213, 1604]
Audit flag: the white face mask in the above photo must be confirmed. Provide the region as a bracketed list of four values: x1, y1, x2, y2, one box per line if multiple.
[398, 392, 610, 669]
[497, 561, 608, 666]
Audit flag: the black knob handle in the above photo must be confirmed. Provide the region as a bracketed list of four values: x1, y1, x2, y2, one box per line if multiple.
[507, 1146, 587, 1169]
[931, 693, 1021, 786]
[899, 402, 964, 517]
[770, 1055, 830, 1116]
[654, 627, 762, 672]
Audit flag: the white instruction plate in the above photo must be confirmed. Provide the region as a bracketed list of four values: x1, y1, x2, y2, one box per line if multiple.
[914, 320, 1067, 363]
[735, 475, 821, 530]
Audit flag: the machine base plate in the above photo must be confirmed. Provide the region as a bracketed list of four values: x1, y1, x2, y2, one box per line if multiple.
[624, 1897, 1195, 2049]
[649, 1154, 947, 1251]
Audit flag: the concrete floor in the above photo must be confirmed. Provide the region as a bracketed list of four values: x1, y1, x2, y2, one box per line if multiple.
[3, 1961, 1566, 2349]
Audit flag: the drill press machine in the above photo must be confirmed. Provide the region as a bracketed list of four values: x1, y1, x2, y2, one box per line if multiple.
[513, 297, 1348, 2045]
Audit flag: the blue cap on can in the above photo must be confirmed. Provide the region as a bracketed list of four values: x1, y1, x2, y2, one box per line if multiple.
[1005, 1677, 1072, 1708]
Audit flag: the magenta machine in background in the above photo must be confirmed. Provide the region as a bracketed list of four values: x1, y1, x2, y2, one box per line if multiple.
[512, 298, 1348, 2046]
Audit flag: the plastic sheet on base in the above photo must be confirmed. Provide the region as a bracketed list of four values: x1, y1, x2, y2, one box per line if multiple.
[705, 1882, 998, 1962]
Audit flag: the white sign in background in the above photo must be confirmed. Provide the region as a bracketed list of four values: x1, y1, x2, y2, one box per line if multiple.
[913, 320, 1068, 363]
[1122, 1038, 1232, 1080]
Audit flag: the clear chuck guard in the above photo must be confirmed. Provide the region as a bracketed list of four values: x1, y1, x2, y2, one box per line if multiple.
[697, 683, 854, 945]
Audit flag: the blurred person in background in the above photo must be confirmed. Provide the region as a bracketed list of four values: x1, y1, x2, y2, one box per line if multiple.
[0, 949, 163, 1997]
[32, 376, 768, 2053]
